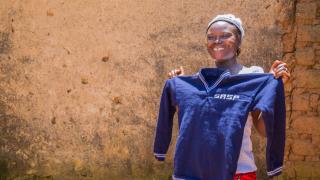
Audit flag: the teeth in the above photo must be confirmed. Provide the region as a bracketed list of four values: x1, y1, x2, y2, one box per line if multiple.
[213, 48, 224, 51]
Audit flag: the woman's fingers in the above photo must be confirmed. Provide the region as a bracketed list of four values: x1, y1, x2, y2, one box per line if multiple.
[275, 64, 288, 74]
[276, 63, 287, 70]
[274, 63, 289, 77]
[168, 70, 176, 78]
[179, 66, 185, 75]
[270, 60, 283, 72]
[270, 60, 286, 74]
[270, 60, 291, 84]
[168, 68, 184, 79]
[275, 70, 291, 84]
[172, 70, 176, 76]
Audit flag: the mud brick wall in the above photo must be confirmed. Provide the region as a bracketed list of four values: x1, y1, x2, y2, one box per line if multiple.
[0, 0, 319, 179]
[276, 0, 320, 179]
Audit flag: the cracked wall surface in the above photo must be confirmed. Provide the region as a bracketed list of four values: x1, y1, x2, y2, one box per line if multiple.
[277, 0, 320, 179]
[0, 0, 319, 179]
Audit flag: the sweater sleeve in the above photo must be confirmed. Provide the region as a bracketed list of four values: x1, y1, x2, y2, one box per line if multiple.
[251, 76, 286, 177]
[153, 79, 177, 161]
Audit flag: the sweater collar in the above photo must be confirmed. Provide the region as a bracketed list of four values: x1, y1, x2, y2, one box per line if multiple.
[198, 68, 230, 92]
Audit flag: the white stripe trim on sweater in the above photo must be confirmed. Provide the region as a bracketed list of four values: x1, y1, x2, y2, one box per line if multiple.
[172, 175, 186, 180]
[198, 70, 230, 92]
[154, 153, 166, 157]
[267, 166, 282, 176]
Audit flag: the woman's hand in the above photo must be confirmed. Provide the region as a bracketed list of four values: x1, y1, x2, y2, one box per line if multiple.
[269, 60, 291, 84]
[167, 66, 185, 79]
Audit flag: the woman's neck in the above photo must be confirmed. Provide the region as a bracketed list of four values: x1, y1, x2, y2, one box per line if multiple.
[214, 58, 243, 74]
[215, 58, 243, 74]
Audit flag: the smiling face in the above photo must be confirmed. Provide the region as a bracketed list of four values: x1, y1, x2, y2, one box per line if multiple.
[206, 21, 241, 62]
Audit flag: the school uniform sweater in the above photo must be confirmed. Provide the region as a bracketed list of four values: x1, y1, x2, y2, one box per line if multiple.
[153, 68, 286, 180]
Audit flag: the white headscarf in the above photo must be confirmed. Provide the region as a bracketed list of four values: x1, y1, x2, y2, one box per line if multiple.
[207, 14, 245, 40]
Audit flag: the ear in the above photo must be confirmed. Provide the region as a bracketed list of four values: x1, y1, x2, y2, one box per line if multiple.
[236, 48, 241, 56]
[204, 34, 208, 43]
[231, 28, 242, 47]
[204, 37, 208, 47]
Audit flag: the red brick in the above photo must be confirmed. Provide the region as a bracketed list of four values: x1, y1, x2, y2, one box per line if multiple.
[307, 111, 318, 116]
[300, 133, 312, 142]
[305, 155, 319, 161]
[298, 0, 318, 2]
[314, 64, 320, 69]
[295, 41, 313, 49]
[288, 153, 305, 161]
[291, 116, 320, 135]
[312, 135, 320, 147]
[297, 25, 320, 42]
[310, 93, 319, 109]
[280, 164, 295, 178]
[292, 89, 309, 111]
[313, 162, 320, 177]
[294, 69, 320, 88]
[306, 88, 319, 94]
[285, 96, 292, 111]
[296, 19, 314, 25]
[282, 53, 295, 63]
[284, 81, 293, 94]
[314, 42, 320, 49]
[296, 3, 317, 19]
[287, 129, 300, 139]
[295, 47, 315, 65]
[294, 161, 313, 177]
[313, 19, 320, 25]
[282, 33, 296, 52]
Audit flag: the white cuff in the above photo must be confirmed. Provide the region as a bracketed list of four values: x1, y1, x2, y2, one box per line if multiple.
[154, 153, 166, 158]
[267, 166, 282, 176]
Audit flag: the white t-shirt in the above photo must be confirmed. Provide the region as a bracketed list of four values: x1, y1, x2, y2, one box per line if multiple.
[236, 66, 264, 173]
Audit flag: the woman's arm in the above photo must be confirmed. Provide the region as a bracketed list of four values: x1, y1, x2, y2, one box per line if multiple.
[253, 60, 291, 137]
[252, 110, 266, 137]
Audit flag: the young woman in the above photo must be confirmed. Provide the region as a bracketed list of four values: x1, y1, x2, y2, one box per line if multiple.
[166, 14, 290, 180]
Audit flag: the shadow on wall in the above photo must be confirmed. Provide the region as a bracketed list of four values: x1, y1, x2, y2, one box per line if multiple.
[0, 32, 11, 54]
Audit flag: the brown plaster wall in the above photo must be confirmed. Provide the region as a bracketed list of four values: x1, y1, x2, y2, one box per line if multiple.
[0, 0, 318, 179]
